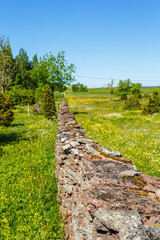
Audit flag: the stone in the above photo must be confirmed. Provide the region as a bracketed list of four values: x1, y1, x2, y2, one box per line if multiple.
[155, 189, 160, 199]
[70, 141, 80, 147]
[86, 144, 100, 156]
[71, 149, 79, 155]
[94, 209, 142, 232]
[101, 146, 122, 157]
[120, 170, 142, 177]
[119, 225, 160, 240]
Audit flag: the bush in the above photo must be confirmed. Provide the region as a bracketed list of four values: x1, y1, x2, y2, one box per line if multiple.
[143, 94, 150, 98]
[72, 82, 88, 92]
[32, 102, 43, 115]
[72, 84, 79, 92]
[6, 86, 35, 105]
[115, 79, 141, 100]
[124, 95, 141, 110]
[0, 93, 14, 126]
[43, 88, 56, 119]
[143, 93, 160, 114]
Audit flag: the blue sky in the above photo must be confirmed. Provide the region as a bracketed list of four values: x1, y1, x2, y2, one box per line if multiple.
[1, 0, 160, 87]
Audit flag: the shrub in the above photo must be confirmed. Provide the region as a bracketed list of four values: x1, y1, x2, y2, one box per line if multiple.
[143, 94, 150, 99]
[115, 79, 141, 100]
[43, 88, 56, 119]
[72, 82, 88, 92]
[124, 95, 141, 110]
[6, 86, 35, 105]
[0, 93, 14, 126]
[72, 84, 79, 92]
[32, 102, 43, 115]
[143, 93, 160, 114]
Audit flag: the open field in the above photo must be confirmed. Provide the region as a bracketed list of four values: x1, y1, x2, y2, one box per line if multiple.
[0, 107, 64, 239]
[66, 87, 160, 178]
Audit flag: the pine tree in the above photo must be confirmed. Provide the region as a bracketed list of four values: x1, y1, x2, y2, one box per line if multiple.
[0, 36, 14, 94]
[43, 88, 56, 120]
[0, 93, 14, 126]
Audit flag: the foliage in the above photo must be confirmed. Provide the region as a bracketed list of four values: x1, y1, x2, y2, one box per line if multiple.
[54, 82, 67, 92]
[72, 84, 79, 92]
[115, 79, 141, 100]
[14, 48, 36, 90]
[143, 92, 160, 114]
[43, 88, 56, 119]
[72, 82, 88, 92]
[0, 92, 14, 126]
[143, 94, 149, 98]
[0, 112, 65, 239]
[31, 51, 75, 93]
[124, 95, 141, 110]
[0, 36, 14, 94]
[6, 86, 35, 105]
[32, 102, 43, 115]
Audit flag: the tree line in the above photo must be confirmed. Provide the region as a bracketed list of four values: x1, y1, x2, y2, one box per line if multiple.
[0, 35, 75, 97]
[0, 35, 76, 125]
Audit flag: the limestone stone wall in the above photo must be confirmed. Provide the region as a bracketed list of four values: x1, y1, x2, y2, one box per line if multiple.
[55, 100, 160, 240]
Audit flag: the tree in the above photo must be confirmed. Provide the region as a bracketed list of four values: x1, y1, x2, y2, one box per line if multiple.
[107, 79, 114, 101]
[72, 82, 88, 92]
[14, 48, 35, 89]
[72, 83, 79, 92]
[31, 51, 76, 93]
[115, 79, 141, 100]
[143, 92, 160, 114]
[124, 95, 141, 110]
[43, 88, 56, 119]
[0, 36, 14, 94]
[0, 92, 14, 126]
[32, 54, 38, 67]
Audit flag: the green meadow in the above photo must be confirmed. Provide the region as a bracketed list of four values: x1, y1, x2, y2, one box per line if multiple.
[1, 86, 160, 239]
[0, 107, 64, 239]
[66, 87, 160, 178]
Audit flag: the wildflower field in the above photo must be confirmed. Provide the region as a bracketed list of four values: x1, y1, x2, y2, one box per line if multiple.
[0, 107, 64, 239]
[66, 87, 160, 178]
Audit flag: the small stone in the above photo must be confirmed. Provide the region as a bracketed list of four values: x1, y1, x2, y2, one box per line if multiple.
[62, 144, 70, 151]
[120, 225, 160, 240]
[101, 146, 122, 157]
[71, 149, 79, 155]
[95, 209, 142, 232]
[86, 144, 100, 156]
[70, 141, 80, 147]
[120, 170, 142, 177]
[155, 189, 160, 198]
[61, 137, 68, 142]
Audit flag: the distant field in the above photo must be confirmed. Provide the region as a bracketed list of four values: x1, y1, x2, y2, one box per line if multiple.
[66, 87, 160, 178]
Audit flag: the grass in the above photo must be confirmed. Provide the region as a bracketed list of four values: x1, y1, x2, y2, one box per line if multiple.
[0, 106, 65, 239]
[66, 87, 160, 178]
[1, 86, 160, 238]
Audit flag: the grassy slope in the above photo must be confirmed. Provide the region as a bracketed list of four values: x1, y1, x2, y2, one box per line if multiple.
[66, 87, 160, 178]
[0, 107, 64, 239]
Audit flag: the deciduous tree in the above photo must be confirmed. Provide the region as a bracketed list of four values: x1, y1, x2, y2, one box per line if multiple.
[115, 79, 141, 100]
[31, 51, 75, 93]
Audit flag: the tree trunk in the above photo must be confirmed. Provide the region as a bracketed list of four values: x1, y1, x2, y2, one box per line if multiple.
[121, 95, 127, 100]
[2, 82, 5, 95]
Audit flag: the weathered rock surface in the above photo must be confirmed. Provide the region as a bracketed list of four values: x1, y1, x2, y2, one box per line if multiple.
[55, 100, 160, 240]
